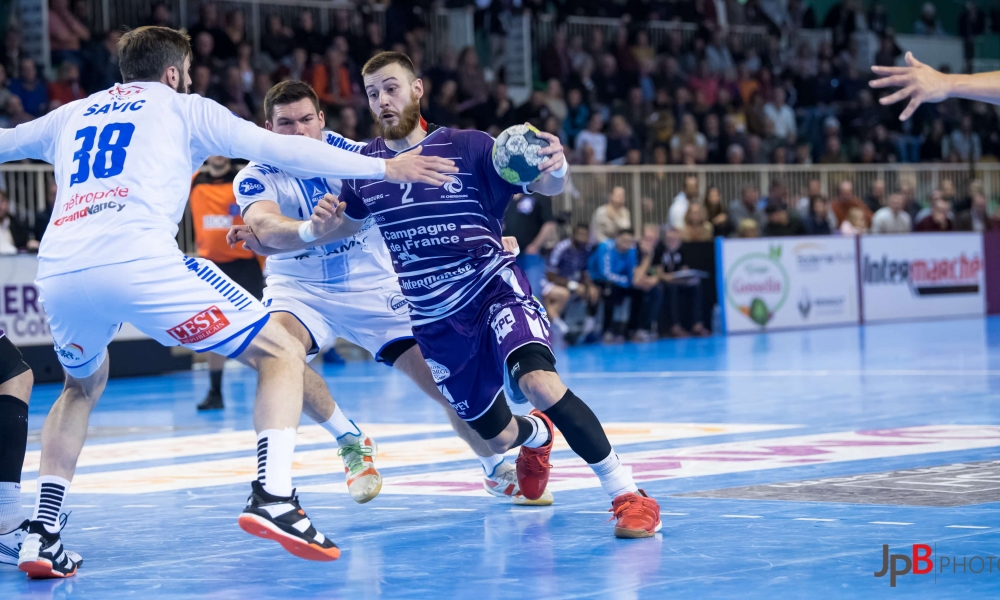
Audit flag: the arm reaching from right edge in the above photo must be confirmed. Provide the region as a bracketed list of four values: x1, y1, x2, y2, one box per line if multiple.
[870, 51, 1000, 120]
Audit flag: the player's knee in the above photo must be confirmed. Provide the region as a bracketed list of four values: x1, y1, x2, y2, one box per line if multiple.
[506, 344, 564, 405]
[485, 431, 515, 454]
[519, 370, 567, 407]
[64, 362, 108, 406]
[244, 321, 306, 366]
[0, 368, 33, 404]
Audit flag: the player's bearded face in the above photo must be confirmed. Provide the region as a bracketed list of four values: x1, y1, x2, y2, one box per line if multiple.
[374, 91, 420, 140]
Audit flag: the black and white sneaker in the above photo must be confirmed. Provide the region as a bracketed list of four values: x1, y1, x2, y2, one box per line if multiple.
[17, 521, 83, 579]
[0, 519, 29, 565]
[238, 480, 340, 562]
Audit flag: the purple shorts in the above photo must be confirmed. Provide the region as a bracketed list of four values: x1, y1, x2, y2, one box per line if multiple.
[412, 266, 552, 421]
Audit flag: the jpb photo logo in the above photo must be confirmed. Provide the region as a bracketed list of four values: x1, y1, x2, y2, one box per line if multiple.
[874, 543, 999, 587]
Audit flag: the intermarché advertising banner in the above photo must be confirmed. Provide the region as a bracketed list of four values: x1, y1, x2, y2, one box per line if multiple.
[716, 236, 860, 333]
[860, 232, 985, 323]
[0, 254, 146, 346]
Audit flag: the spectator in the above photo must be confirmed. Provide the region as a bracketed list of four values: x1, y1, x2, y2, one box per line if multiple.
[839, 207, 868, 236]
[457, 47, 488, 104]
[575, 112, 607, 164]
[0, 64, 12, 115]
[959, 2, 986, 70]
[871, 193, 913, 234]
[0, 191, 29, 254]
[730, 186, 764, 229]
[804, 195, 835, 235]
[606, 115, 639, 164]
[830, 180, 871, 226]
[795, 179, 824, 217]
[215, 9, 247, 60]
[543, 223, 600, 342]
[81, 29, 122, 93]
[216, 65, 252, 120]
[588, 228, 640, 343]
[955, 191, 996, 232]
[563, 87, 590, 147]
[191, 65, 213, 98]
[192, 31, 222, 75]
[944, 116, 982, 163]
[688, 59, 719, 106]
[9, 57, 47, 117]
[921, 118, 947, 161]
[503, 192, 556, 293]
[763, 87, 796, 141]
[913, 2, 946, 37]
[736, 218, 762, 238]
[48, 61, 85, 109]
[5, 96, 33, 126]
[293, 10, 326, 57]
[312, 47, 356, 111]
[262, 14, 295, 62]
[32, 178, 56, 246]
[147, 2, 174, 27]
[593, 54, 627, 109]
[48, 0, 90, 67]
[471, 82, 516, 134]
[541, 28, 571, 84]
[544, 79, 568, 123]
[705, 29, 734, 74]
[631, 224, 663, 342]
[819, 136, 846, 164]
[670, 114, 707, 163]
[190, 2, 224, 48]
[726, 143, 745, 165]
[915, 194, 954, 232]
[704, 113, 724, 164]
[592, 186, 631, 243]
[681, 203, 714, 242]
[764, 203, 806, 236]
[656, 227, 709, 337]
[646, 88, 676, 148]
[670, 176, 699, 230]
[514, 90, 553, 129]
[865, 179, 887, 212]
[704, 186, 732, 237]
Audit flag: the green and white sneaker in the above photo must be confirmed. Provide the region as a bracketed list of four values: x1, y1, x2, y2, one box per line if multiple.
[338, 435, 382, 504]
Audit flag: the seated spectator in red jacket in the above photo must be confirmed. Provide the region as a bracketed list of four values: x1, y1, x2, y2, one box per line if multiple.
[915, 195, 954, 232]
[48, 62, 85, 109]
[830, 180, 871, 227]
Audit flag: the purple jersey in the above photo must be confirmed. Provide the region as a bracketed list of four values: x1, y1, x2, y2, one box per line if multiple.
[339, 128, 527, 325]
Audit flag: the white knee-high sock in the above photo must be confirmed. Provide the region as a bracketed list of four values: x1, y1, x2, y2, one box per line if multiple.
[590, 451, 638, 500]
[256, 428, 297, 498]
[32, 475, 70, 535]
[318, 404, 363, 446]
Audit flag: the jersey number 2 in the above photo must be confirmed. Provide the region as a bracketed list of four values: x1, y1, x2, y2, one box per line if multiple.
[400, 183, 413, 204]
[70, 123, 136, 186]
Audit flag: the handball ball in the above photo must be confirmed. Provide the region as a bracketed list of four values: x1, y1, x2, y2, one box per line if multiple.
[492, 124, 550, 185]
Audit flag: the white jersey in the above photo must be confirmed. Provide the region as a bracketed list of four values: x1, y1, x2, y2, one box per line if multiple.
[0, 82, 386, 280]
[234, 132, 395, 293]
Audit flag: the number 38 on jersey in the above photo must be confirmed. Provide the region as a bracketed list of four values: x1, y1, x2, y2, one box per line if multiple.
[70, 122, 135, 186]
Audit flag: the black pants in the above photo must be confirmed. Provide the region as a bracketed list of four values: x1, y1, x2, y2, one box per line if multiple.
[659, 282, 705, 332]
[601, 284, 642, 337]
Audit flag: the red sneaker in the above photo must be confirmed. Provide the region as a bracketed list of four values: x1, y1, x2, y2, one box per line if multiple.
[515, 409, 554, 501]
[610, 489, 662, 538]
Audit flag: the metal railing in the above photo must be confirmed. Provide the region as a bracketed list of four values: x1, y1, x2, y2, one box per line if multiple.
[6, 163, 996, 257]
[554, 164, 992, 233]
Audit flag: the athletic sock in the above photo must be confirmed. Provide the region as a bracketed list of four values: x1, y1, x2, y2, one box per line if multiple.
[32, 475, 69, 535]
[0, 395, 28, 533]
[318, 404, 363, 446]
[0, 482, 20, 534]
[542, 389, 612, 463]
[590, 450, 639, 500]
[256, 428, 296, 498]
[208, 370, 223, 394]
[513, 414, 551, 449]
[479, 454, 505, 477]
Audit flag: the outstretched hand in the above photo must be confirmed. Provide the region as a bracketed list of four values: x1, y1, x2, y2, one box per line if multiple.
[383, 145, 459, 186]
[870, 51, 952, 121]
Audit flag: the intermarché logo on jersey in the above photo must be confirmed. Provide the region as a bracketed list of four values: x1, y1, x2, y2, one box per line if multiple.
[874, 543, 1000, 587]
[167, 306, 230, 344]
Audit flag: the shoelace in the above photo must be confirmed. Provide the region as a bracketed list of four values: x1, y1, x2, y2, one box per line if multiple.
[520, 448, 552, 472]
[337, 442, 374, 475]
[607, 496, 657, 523]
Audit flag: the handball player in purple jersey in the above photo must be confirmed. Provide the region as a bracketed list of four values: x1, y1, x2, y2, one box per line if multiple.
[233, 52, 661, 538]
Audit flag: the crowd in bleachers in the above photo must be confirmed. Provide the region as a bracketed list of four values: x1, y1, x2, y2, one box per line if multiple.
[3, 1, 1000, 342]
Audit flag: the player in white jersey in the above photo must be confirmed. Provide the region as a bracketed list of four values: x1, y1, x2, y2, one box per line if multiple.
[0, 27, 457, 577]
[229, 81, 552, 505]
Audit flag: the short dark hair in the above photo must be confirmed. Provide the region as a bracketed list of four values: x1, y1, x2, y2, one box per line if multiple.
[617, 228, 635, 237]
[264, 80, 321, 121]
[362, 51, 416, 79]
[118, 26, 191, 83]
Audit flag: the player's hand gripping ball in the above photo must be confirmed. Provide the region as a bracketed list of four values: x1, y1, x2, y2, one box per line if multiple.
[492, 124, 551, 185]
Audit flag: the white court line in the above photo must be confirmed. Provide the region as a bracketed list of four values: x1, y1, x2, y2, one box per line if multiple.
[183, 505, 217, 508]
[869, 521, 913, 526]
[66, 505, 97, 508]
[794, 518, 837, 522]
[662, 512, 689, 516]
[122, 504, 157, 508]
[722, 515, 762, 519]
[81, 527, 102, 531]
[371, 507, 408, 511]
[575, 511, 607, 514]
[946, 525, 989, 529]
[309, 506, 344, 509]
[196, 516, 235, 520]
[568, 370, 1000, 378]
[438, 508, 476, 512]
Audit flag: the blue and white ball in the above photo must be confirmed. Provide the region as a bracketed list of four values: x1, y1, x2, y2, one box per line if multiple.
[492, 124, 551, 185]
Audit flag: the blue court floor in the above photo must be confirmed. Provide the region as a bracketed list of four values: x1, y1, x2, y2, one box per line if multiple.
[4, 318, 1000, 599]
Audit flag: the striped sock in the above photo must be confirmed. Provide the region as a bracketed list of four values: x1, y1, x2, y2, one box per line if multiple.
[32, 475, 70, 535]
[519, 415, 551, 448]
[256, 428, 296, 498]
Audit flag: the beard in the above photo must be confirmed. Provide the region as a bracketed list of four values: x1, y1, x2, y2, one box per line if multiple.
[373, 93, 421, 140]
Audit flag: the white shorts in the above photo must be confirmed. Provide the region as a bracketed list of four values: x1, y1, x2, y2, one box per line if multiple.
[37, 255, 270, 377]
[262, 275, 413, 362]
